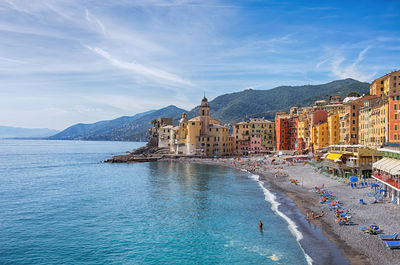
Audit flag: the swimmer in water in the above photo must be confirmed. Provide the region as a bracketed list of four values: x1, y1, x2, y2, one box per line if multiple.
[259, 220, 263, 230]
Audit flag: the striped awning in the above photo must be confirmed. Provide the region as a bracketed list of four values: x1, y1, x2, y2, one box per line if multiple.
[326, 153, 342, 161]
[373, 158, 400, 175]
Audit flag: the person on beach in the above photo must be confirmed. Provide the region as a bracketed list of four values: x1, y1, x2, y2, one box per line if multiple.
[258, 220, 263, 230]
[319, 211, 325, 217]
[311, 211, 316, 219]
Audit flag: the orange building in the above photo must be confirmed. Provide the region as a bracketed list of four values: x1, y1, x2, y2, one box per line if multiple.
[370, 70, 400, 144]
[275, 113, 298, 151]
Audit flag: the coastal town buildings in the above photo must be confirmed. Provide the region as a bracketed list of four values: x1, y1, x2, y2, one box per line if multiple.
[233, 118, 275, 155]
[159, 97, 235, 156]
[149, 118, 173, 148]
[323, 145, 382, 177]
[275, 109, 299, 151]
[327, 110, 340, 146]
[312, 121, 329, 150]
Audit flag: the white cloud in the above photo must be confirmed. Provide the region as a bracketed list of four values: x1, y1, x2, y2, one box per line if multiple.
[84, 45, 194, 86]
[328, 47, 376, 82]
[85, 9, 106, 36]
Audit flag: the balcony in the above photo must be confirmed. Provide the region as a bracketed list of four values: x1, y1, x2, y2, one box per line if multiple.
[372, 172, 400, 191]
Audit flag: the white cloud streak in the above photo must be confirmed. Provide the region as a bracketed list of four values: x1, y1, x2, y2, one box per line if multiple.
[84, 45, 194, 86]
[329, 47, 376, 81]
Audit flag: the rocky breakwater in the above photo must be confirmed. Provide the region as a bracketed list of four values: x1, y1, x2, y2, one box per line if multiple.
[105, 145, 169, 163]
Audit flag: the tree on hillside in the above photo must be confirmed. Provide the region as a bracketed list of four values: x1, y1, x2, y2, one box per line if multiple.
[347, 92, 360, 97]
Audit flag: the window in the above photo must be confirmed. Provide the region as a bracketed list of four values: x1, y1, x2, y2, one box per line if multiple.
[395, 125, 398, 130]
[396, 104, 398, 110]
[395, 134, 398, 140]
[352, 113, 355, 117]
[396, 114, 398, 120]
[352, 105, 355, 110]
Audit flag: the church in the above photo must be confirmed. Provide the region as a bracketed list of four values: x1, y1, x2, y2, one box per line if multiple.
[159, 97, 235, 156]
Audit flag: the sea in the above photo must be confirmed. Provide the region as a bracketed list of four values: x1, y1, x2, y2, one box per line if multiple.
[0, 140, 348, 264]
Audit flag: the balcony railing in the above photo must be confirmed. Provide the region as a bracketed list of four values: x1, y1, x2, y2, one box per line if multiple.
[372, 172, 400, 191]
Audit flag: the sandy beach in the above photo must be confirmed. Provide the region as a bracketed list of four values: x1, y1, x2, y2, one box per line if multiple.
[169, 156, 400, 265]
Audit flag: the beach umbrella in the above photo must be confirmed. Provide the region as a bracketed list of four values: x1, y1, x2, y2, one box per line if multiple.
[349, 176, 358, 182]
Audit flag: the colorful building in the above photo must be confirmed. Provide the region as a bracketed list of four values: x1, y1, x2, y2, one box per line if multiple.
[159, 97, 235, 156]
[324, 145, 382, 177]
[312, 121, 329, 150]
[233, 118, 275, 155]
[370, 98, 388, 146]
[275, 112, 298, 151]
[327, 109, 340, 146]
[369, 70, 400, 145]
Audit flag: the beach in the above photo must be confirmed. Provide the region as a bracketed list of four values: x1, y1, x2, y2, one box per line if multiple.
[171, 156, 400, 265]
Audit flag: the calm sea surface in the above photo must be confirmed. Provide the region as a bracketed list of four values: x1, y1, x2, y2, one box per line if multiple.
[0, 140, 308, 264]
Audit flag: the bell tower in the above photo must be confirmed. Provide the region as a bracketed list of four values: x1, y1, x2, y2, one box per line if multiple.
[200, 96, 210, 135]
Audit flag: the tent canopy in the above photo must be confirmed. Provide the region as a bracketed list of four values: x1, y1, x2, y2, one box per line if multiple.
[326, 153, 342, 161]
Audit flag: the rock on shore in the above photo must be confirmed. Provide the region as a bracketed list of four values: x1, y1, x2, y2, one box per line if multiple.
[104, 145, 169, 163]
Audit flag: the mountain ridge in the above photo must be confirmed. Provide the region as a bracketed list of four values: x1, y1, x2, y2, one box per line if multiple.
[50, 78, 370, 141]
[0, 126, 59, 139]
[49, 105, 186, 141]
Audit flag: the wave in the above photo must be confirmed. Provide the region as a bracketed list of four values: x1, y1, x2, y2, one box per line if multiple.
[249, 173, 313, 265]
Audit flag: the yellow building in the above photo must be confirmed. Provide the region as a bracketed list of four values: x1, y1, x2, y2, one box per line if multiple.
[233, 118, 275, 155]
[327, 110, 340, 146]
[312, 122, 329, 150]
[160, 97, 235, 156]
[371, 98, 388, 146]
[249, 118, 275, 150]
[369, 70, 400, 144]
[359, 100, 372, 146]
[297, 113, 311, 151]
[370, 76, 386, 97]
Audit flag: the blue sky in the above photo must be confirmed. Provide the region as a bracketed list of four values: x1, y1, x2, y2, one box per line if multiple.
[0, 0, 399, 130]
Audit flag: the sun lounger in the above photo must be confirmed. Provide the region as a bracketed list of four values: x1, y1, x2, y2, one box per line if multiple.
[385, 241, 400, 249]
[380, 233, 398, 241]
[392, 198, 398, 204]
[360, 199, 366, 205]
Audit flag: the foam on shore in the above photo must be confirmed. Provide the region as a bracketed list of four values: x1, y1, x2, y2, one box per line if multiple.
[249, 173, 313, 265]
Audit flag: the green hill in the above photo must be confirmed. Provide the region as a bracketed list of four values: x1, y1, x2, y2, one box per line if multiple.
[49, 105, 187, 141]
[185, 78, 369, 123]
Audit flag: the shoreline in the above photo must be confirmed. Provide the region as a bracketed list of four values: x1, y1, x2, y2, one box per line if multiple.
[168, 157, 376, 265]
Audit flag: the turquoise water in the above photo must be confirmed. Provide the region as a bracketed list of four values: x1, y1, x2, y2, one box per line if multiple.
[0, 140, 308, 264]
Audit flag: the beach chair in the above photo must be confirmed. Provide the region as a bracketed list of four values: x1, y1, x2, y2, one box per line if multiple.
[392, 198, 398, 204]
[385, 241, 400, 249]
[380, 233, 398, 241]
[360, 199, 366, 205]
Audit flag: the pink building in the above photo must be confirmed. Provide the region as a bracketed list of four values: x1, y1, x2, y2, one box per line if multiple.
[250, 134, 265, 153]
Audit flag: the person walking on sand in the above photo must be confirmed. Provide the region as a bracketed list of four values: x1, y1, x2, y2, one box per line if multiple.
[258, 220, 263, 230]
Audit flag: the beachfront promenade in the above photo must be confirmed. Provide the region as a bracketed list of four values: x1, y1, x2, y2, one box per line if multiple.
[177, 156, 400, 265]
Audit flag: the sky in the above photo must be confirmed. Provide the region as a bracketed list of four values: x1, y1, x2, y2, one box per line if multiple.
[0, 0, 399, 130]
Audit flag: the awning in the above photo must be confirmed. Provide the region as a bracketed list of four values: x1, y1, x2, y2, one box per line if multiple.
[326, 153, 342, 160]
[373, 158, 393, 171]
[373, 158, 400, 175]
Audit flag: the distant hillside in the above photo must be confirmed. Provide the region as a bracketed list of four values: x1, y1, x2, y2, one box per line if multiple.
[185, 78, 370, 123]
[49, 78, 369, 142]
[49, 105, 187, 141]
[0, 126, 59, 139]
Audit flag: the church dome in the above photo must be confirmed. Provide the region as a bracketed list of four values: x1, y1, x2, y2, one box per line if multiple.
[180, 113, 187, 124]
